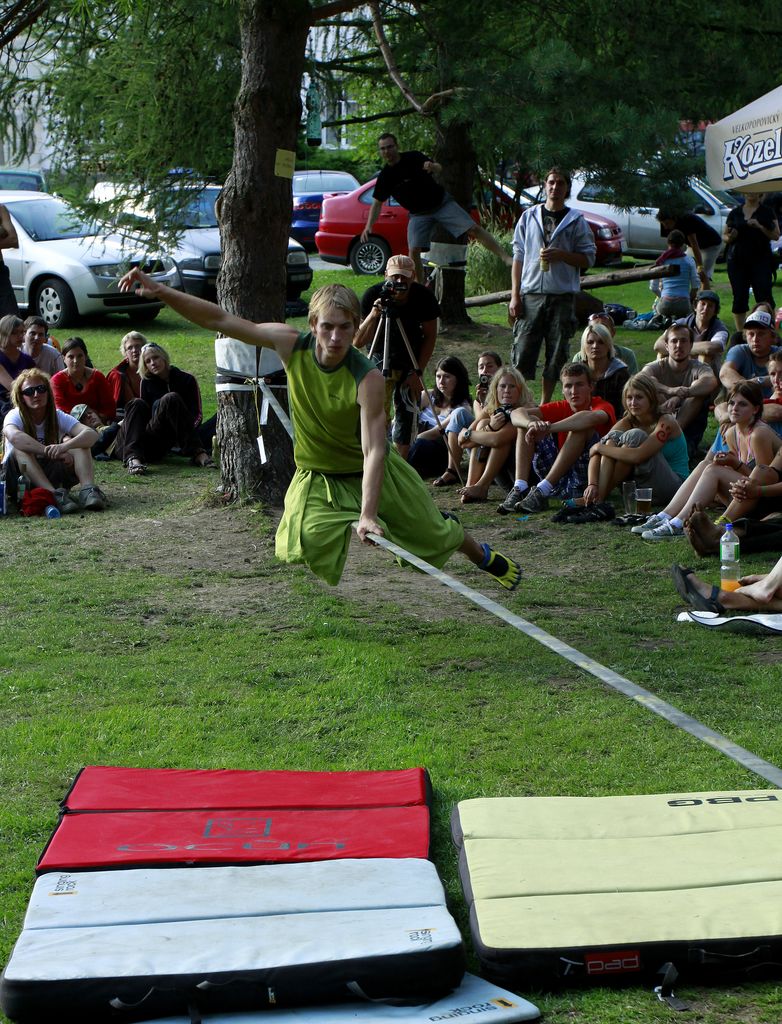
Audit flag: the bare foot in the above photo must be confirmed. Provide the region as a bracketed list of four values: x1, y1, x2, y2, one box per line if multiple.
[459, 484, 488, 504]
[684, 507, 720, 557]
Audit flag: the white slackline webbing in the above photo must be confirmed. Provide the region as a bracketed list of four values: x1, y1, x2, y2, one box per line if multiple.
[215, 379, 295, 441]
[258, 381, 295, 440]
[357, 528, 782, 789]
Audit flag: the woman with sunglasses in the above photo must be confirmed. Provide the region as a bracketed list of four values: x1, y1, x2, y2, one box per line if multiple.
[50, 337, 116, 422]
[2, 368, 107, 511]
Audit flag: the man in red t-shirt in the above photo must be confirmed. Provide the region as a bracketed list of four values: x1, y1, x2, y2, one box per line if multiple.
[498, 362, 615, 514]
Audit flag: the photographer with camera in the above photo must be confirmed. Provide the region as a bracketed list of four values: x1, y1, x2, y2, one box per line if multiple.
[354, 254, 440, 459]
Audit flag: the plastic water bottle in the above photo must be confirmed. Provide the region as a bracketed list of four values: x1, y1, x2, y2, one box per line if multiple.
[44, 505, 61, 519]
[719, 523, 741, 592]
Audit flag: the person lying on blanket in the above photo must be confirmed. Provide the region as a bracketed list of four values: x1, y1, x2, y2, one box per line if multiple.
[117, 270, 521, 590]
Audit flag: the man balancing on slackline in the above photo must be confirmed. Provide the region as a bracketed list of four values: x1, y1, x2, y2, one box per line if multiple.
[118, 269, 521, 590]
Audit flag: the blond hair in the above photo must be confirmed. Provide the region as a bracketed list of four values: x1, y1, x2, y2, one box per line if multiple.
[579, 322, 615, 360]
[307, 284, 360, 330]
[485, 366, 533, 414]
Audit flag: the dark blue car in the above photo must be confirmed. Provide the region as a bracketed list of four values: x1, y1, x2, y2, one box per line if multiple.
[291, 170, 359, 249]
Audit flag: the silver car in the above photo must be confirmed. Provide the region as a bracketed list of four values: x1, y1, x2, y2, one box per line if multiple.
[1, 189, 181, 329]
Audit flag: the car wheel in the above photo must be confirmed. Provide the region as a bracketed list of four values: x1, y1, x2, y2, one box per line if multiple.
[349, 237, 391, 275]
[36, 277, 78, 329]
[131, 306, 161, 323]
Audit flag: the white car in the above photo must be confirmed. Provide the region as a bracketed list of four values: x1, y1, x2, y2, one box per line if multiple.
[1, 190, 180, 329]
[564, 173, 739, 257]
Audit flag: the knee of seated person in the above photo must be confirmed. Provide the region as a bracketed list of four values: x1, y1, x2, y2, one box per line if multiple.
[157, 391, 184, 407]
[447, 407, 471, 433]
[620, 427, 648, 448]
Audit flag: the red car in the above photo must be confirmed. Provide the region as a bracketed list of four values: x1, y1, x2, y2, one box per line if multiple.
[316, 179, 478, 275]
[317, 178, 625, 275]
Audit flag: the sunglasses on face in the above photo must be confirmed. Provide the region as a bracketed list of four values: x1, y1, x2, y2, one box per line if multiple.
[21, 384, 48, 396]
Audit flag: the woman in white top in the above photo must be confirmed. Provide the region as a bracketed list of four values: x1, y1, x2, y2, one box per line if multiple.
[3, 368, 107, 512]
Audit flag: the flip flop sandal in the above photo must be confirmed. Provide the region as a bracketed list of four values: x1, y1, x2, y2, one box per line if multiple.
[671, 563, 726, 614]
[671, 564, 696, 605]
[433, 468, 460, 487]
[686, 578, 726, 614]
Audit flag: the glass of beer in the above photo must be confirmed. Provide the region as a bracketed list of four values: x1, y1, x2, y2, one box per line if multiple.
[636, 488, 653, 515]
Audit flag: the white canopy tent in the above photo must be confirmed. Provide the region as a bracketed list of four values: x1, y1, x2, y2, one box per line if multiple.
[706, 85, 782, 194]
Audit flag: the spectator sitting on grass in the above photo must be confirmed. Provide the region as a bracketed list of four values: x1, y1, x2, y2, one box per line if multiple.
[107, 331, 144, 418]
[585, 311, 638, 373]
[684, 444, 782, 558]
[725, 301, 777, 353]
[2, 368, 106, 512]
[50, 337, 116, 422]
[0, 314, 35, 418]
[407, 355, 472, 481]
[652, 290, 729, 373]
[649, 229, 699, 320]
[634, 381, 779, 540]
[717, 308, 780, 426]
[115, 341, 214, 476]
[21, 316, 64, 376]
[437, 350, 502, 487]
[639, 321, 718, 456]
[457, 366, 534, 504]
[575, 373, 688, 522]
[571, 321, 629, 419]
[497, 361, 616, 515]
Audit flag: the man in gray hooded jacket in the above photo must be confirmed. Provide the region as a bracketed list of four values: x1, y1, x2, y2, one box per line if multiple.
[509, 168, 596, 402]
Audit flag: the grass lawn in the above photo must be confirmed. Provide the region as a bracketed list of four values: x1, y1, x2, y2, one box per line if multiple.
[2, 261, 782, 1022]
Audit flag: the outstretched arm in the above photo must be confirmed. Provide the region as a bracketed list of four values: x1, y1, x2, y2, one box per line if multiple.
[119, 267, 299, 361]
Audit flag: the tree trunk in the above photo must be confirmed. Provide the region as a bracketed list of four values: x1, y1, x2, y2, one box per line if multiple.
[215, 0, 311, 504]
[432, 119, 475, 326]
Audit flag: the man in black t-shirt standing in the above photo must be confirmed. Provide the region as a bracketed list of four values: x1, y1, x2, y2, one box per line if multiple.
[354, 254, 440, 458]
[361, 133, 511, 282]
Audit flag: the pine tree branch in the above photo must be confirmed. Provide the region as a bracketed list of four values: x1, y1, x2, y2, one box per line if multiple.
[0, 0, 52, 50]
[367, 0, 453, 115]
[322, 106, 417, 127]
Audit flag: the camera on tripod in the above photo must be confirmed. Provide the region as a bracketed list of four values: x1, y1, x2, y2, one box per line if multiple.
[379, 279, 406, 307]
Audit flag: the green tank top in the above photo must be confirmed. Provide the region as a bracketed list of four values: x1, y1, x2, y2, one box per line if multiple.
[287, 332, 376, 473]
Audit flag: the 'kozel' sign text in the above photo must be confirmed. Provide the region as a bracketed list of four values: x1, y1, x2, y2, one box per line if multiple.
[723, 121, 782, 183]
